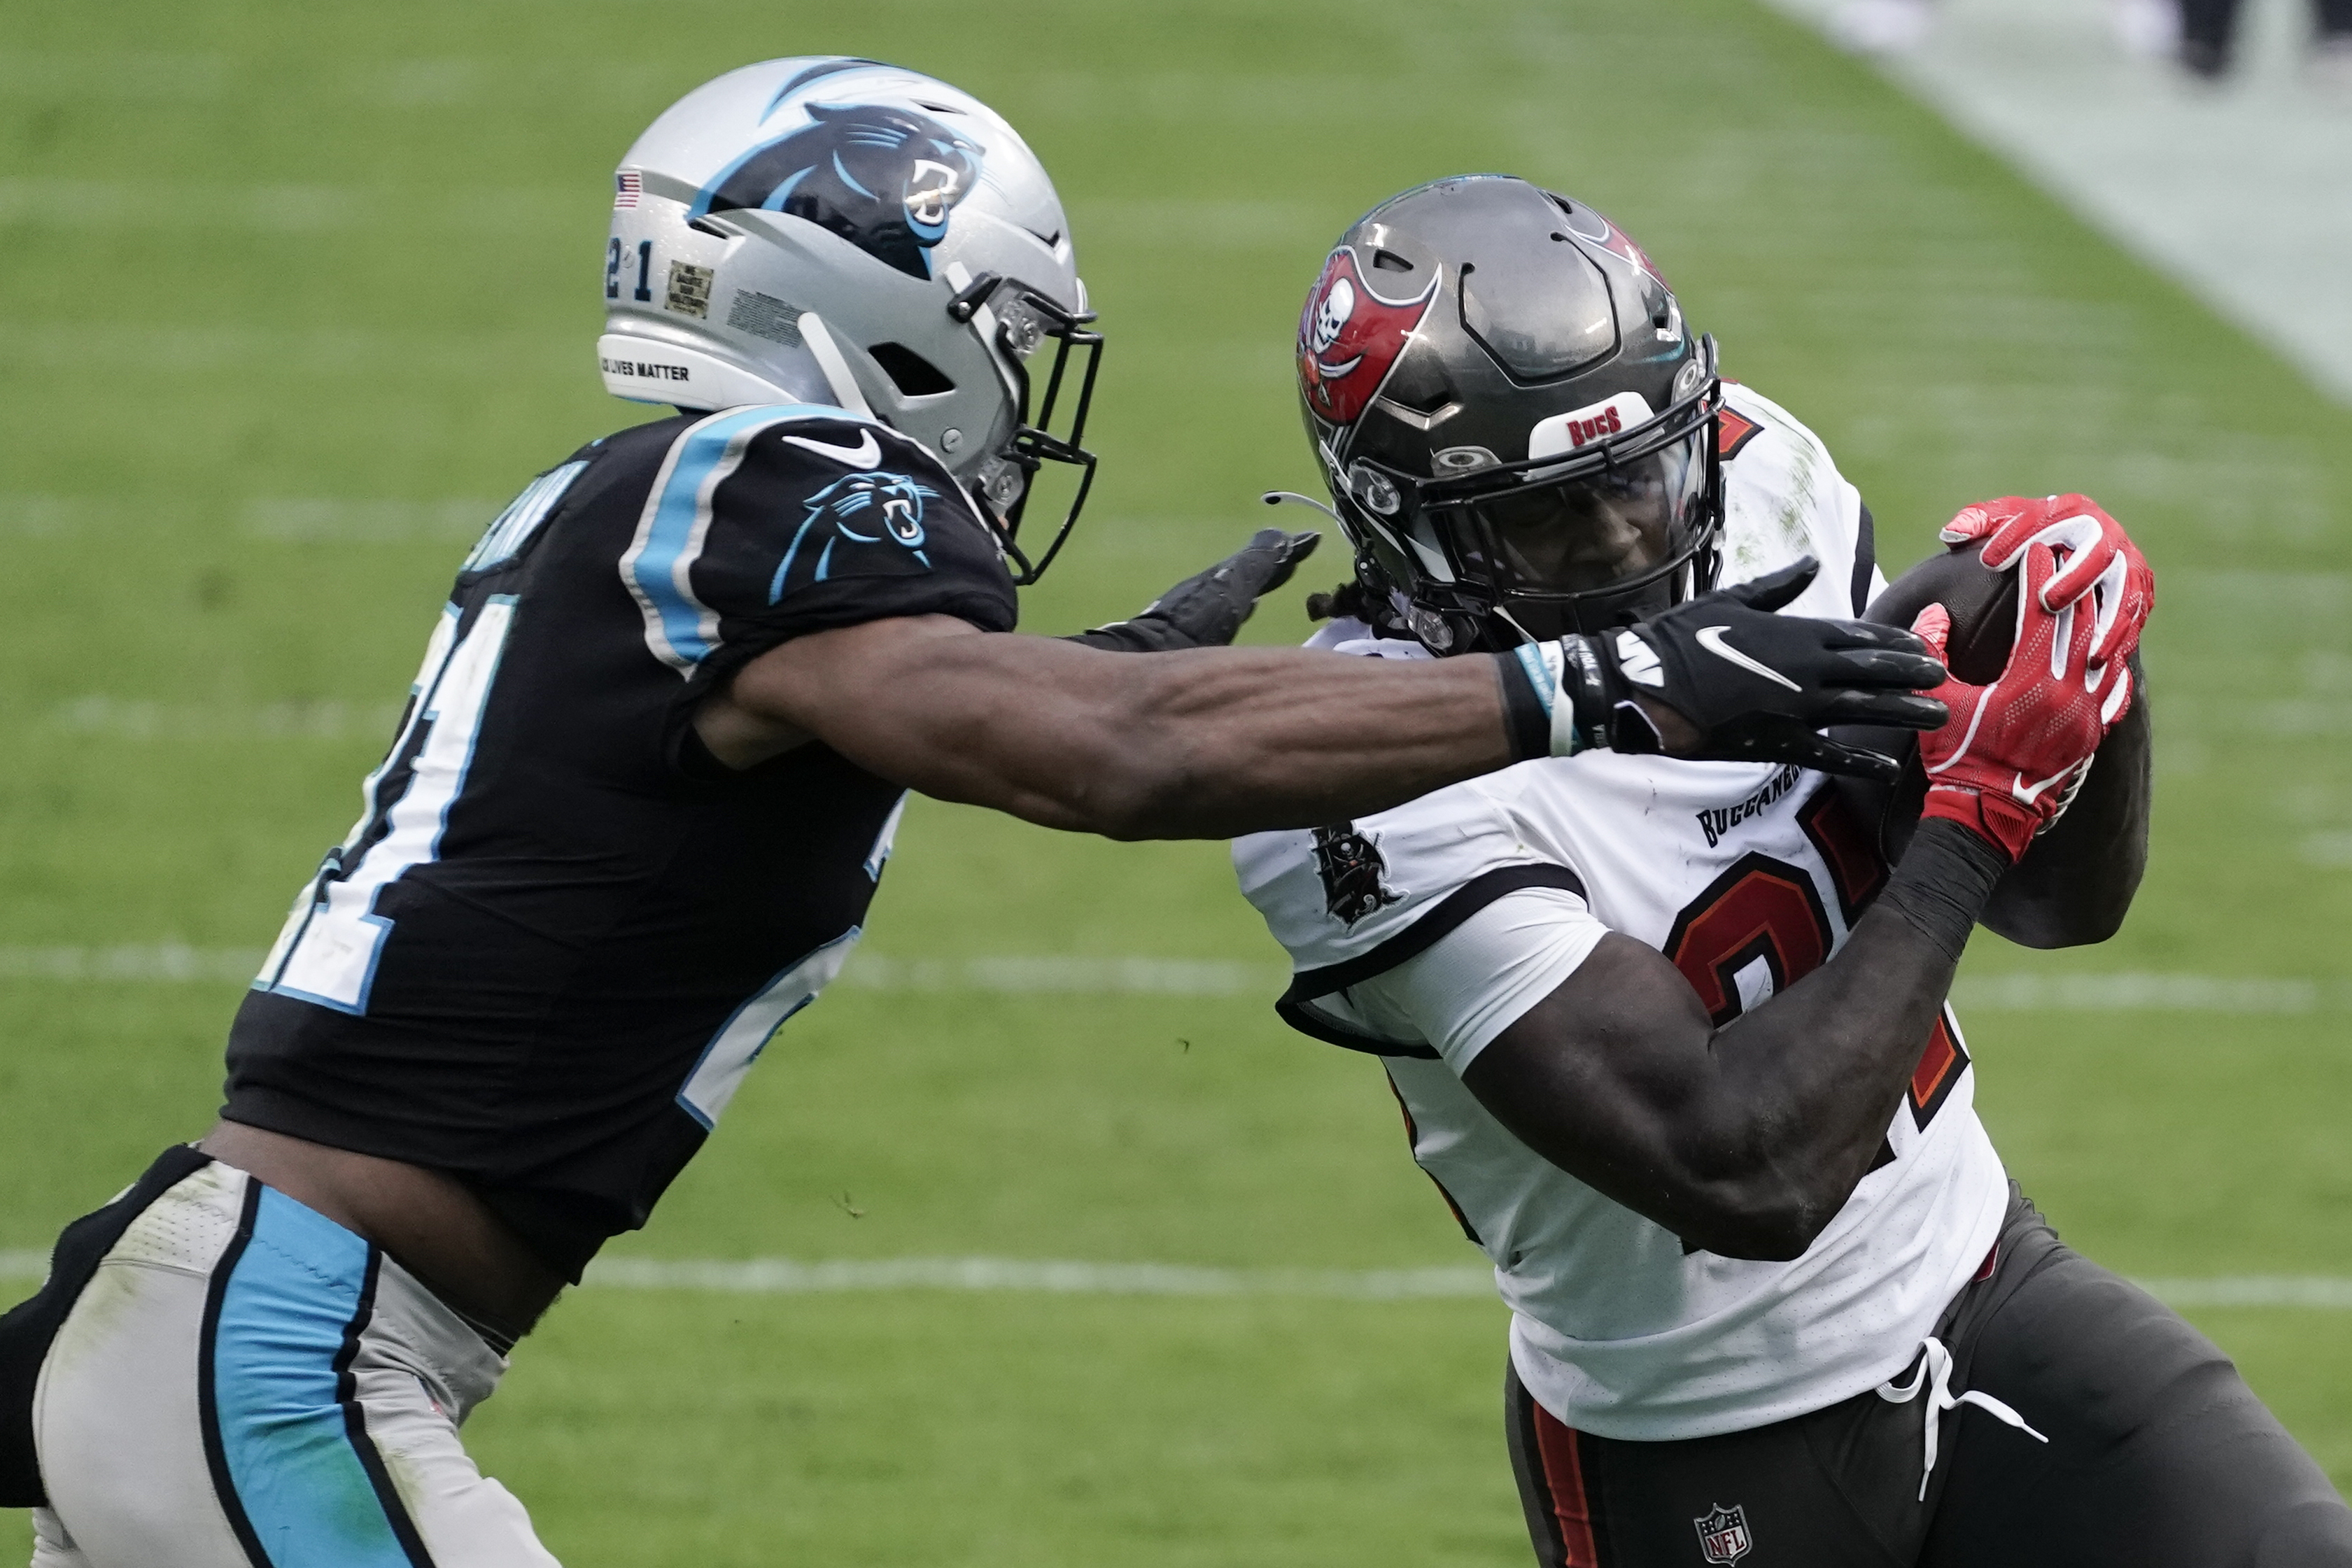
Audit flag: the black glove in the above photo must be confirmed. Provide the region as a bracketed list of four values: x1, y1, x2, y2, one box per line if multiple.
[1066, 529, 1321, 652]
[1506, 558, 1948, 781]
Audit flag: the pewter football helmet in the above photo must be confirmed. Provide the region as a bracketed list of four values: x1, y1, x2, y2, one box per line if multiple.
[603, 57, 1101, 580]
[1295, 175, 1722, 649]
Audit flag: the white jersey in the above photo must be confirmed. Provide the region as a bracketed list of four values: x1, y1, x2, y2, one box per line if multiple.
[1233, 384, 2010, 1442]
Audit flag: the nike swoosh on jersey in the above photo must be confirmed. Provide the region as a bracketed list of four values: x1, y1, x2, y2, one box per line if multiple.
[781, 428, 881, 469]
[1695, 625, 1801, 692]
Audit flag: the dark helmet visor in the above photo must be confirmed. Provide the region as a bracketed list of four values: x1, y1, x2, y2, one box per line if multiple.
[1460, 428, 1711, 600]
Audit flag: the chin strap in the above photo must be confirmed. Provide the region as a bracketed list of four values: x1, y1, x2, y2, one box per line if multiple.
[1877, 1337, 2048, 1501]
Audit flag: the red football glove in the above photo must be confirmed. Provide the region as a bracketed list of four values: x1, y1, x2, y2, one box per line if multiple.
[1940, 493, 2154, 668]
[1910, 542, 2110, 863]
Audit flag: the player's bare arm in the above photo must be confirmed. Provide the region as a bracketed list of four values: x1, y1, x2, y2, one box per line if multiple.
[705, 615, 1519, 837]
[1980, 665, 2146, 945]
[1463, 538, 2141, 1261]
[701, 555, 1945, 840]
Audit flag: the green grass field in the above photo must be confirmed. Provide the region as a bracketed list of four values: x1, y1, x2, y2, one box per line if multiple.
[5, 0, 2351, 1561]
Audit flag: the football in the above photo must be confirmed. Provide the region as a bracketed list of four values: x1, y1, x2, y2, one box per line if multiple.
[1865, 537, 2019, 685]
[1830, 538, 2017, 864]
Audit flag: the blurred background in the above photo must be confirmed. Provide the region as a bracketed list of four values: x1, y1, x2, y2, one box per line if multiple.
[1, 1, 2348, 1562]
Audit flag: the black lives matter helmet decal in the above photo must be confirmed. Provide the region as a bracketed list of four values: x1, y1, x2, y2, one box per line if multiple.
[692, 102, 984, 281]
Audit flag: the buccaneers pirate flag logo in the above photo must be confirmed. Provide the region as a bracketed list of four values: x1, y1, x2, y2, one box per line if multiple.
[1311, 823, 1400, 928]
[1297, 247, 1439, 426]
[1693, 1503, 1753, 1565]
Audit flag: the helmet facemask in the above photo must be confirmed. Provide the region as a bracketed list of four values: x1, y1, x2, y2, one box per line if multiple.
[1357, 347, 1724, 642]
[953, 274, 1104, 584]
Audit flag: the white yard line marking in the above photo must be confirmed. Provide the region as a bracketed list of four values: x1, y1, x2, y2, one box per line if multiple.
[2140, 1277, 2352, 1310]
[50, 698, 405, 742]
[244, 497, 498, 540]
[6, 1248, 2339, 1308]
[0, 948, 2343, 1009]
[836, 954, 1282, 996]
[0, 947, 1290, 992]
[0, 945, 264, 983]
[587, 1257, 1495, 1299]
[1948, 973, 2328, 1013]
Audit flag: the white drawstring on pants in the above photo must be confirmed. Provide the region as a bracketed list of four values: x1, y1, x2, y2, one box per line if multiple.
[1876, 1336, 2048, 1500]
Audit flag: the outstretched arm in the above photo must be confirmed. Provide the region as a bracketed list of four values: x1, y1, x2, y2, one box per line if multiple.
[703, 613, 1523, 840]
[698, 553, 1948, 840]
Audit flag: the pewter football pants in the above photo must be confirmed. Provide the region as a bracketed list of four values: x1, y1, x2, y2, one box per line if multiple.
[27, 1159, 559, 1568]
[1504, 1187, 2352, 1567]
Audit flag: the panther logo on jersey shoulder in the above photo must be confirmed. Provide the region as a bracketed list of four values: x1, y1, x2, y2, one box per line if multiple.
[693, 103, 983, 281]
[769, 472, 941, 601]
[1311, 823, 1402, 928]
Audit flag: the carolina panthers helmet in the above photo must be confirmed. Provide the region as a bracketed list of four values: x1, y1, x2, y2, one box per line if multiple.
[603, 57, 1101, 581]
[1294, 175, 1723, 650]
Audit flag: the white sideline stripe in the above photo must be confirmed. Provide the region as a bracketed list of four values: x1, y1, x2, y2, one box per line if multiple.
[6, 1248, 2340, 1309]
[1759, 0, 2352, 403]
[0, 949, 2344, 1009]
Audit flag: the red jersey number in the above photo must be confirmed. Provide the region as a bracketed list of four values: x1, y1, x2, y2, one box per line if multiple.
[1662, 828, 1966, 1132]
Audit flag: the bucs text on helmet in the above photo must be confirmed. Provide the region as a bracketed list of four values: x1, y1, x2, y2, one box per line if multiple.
[602, 57, 1102, 582]
[1294, 175, 1723, 650]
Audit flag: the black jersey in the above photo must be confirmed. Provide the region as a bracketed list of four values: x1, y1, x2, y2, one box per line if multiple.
[223, 404, 1017, 1279]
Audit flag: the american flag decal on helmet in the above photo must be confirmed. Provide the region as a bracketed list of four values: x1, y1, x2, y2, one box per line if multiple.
[614, 171, 642, 209]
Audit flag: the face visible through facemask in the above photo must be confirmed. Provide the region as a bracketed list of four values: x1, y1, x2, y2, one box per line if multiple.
[1474, 444, 1695, 597]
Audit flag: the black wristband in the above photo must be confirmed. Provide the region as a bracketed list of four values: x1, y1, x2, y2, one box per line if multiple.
[1876, 817, 2008, 963]
[1495, 654, 1553, 763]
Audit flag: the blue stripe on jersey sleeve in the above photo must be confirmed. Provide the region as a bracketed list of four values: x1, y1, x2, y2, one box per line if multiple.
[210, 1189, 418, 1568]
[621, 404, 872, 674]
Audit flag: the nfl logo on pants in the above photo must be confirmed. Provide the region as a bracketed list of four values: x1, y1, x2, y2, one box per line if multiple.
[1693, 1503, 1753, 1565]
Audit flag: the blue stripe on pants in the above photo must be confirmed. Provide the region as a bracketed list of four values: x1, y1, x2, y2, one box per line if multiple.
[209, 1187, 421, 1567]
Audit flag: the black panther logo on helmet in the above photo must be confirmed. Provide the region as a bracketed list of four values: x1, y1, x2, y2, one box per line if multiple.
[694, 103, 984, 281]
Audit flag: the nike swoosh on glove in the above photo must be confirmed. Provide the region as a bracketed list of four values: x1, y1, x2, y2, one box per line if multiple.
[1938, 493, 2153, 667]
[1511, 557, 1950, 782]
[1066, 529, 1321, 652]
[1913, 541, 2111, 863]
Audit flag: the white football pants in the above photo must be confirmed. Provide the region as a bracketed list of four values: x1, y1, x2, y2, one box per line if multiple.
[27, 1159, 560, 1567]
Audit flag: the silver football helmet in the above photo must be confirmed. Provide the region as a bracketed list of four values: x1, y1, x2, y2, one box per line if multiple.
[603, 57, 1101, 580]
